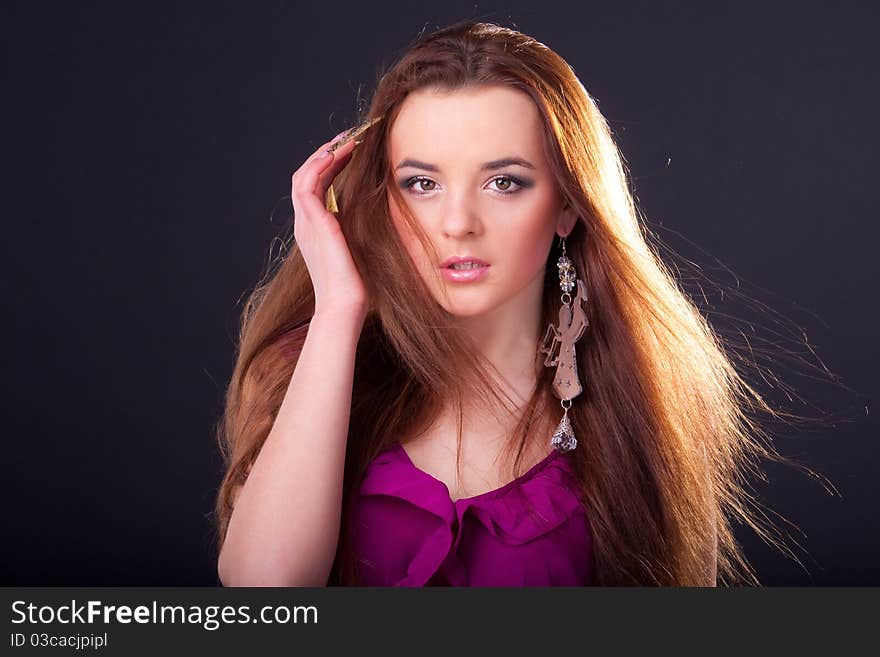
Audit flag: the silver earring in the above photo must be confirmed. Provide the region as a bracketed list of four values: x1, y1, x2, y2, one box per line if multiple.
[539, 234, 589, 452]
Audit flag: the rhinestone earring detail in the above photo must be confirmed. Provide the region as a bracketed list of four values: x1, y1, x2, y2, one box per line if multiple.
[539, 234, 589, 452]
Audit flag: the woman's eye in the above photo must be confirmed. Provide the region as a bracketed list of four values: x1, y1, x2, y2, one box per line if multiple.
[410, 178, 437, 193]
[488, 176, 522, 194]
[403, 175, 526, 196]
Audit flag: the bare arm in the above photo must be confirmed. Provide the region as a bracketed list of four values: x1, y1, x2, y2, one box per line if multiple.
[217, 307, 365, 586]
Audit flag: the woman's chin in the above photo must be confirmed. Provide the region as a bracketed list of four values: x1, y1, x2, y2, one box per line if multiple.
[438, 297, 497, 319]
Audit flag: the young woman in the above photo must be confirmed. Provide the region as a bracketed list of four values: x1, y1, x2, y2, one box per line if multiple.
[214, 21, 797, 586]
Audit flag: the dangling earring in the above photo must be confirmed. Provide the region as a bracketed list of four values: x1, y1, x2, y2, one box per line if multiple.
[539, 234, 590, 452]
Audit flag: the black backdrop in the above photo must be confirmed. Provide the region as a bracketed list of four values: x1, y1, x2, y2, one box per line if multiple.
[3, 1, 876, 585]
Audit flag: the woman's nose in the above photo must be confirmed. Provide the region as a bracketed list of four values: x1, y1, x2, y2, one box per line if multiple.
[440, 194, 483, 238]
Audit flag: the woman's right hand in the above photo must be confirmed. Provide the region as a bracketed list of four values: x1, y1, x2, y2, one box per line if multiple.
[291, 130, 369, 321]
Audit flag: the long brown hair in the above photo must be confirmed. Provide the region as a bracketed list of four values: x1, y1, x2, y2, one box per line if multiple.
[212, 20, 833, 585]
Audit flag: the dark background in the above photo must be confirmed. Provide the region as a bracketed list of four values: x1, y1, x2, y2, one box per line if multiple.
[2, 1, 876, 585]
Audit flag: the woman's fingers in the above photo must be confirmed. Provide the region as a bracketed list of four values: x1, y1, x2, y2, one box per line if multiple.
[315, 137, 359, 202]
[292, 130, 358, 203]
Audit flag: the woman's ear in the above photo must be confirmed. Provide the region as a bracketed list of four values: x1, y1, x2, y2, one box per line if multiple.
[555, 203, 579, 238]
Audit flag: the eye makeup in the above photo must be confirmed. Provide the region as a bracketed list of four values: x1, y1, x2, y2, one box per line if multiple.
[400, 174, 534, 196]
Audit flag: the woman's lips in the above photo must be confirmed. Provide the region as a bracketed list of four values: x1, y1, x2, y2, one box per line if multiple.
[440, 264, 490, 283]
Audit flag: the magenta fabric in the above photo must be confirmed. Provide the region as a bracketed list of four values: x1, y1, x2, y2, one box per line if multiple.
[350, 443, 595, 586]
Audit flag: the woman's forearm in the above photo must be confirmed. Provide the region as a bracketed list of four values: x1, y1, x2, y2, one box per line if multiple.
[217, 308, 365, 586]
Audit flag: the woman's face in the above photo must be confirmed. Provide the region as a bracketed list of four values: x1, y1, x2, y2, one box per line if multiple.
[387, 85, 577, 319]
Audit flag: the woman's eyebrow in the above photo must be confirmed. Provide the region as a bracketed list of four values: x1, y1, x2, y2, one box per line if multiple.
[394, 157, 536, 172]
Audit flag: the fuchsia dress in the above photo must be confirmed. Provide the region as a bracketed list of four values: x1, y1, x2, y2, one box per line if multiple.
[350, 443, 595, 586]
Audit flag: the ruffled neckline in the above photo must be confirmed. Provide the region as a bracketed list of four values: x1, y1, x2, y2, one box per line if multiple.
[355, 442, 587, 585]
